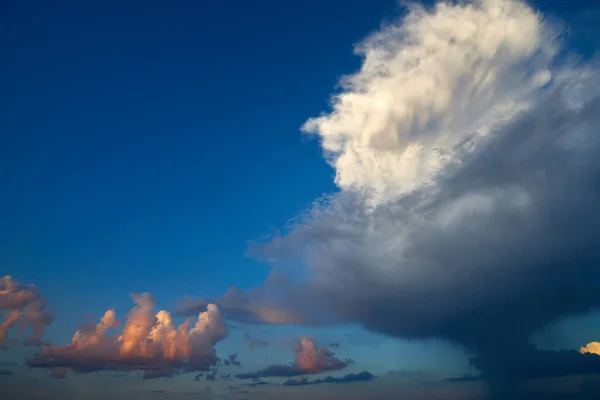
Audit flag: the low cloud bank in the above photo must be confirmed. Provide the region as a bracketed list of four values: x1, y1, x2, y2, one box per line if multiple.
[283, 371, 375, 386]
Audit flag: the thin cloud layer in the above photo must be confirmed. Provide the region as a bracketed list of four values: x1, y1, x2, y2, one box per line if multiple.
[223, 352, 242, 367]
[282, 371, 375, 386]
[249, 0, 600, 398]
[27, 293, 227, 379]
[0, 276, 52, 347]
[235, 337, 352, 379]
[176, 279, 332, 326]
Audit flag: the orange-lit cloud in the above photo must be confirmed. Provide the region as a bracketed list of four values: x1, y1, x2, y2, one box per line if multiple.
[0, 276, 52, 347]
[236, 337, 352, 379]
[580, 342, 600, 356]
[27, 293, 228, 379]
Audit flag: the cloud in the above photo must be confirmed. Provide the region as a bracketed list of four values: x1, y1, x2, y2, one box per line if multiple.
[244, 0, 600, 398]
[176, 279, 331, 326]
[510, 350, 600, 379]
[205, 369, 217, 381]
[580, 342, 600, 356]
[223, 353, 241, 368]
[26, 293, 228, 379]
[241, 379, 270, 387]
[282, 371, 375, 386]
[0, 368, 13, 376]
[0, 276, 52, 348]
[235, 337, 352, 379]
[299, 0, 557, 205]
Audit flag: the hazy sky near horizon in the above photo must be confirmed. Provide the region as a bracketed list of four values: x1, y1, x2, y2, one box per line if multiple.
[2, 0, 600, 399]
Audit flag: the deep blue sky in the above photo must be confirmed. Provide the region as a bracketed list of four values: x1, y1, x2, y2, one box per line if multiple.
[2, 3, 600, 400]
[0, 0, 406, 339]
[0, 0, 597, 355]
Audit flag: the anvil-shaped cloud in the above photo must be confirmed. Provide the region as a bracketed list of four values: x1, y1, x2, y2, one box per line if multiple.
[235, 0, 600, 398]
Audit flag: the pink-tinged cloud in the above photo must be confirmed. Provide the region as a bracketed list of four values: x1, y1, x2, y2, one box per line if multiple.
[0, 276, 52, 348]
[295, 337, 349, 374]
[27, 293, 228, 379]
[235, 337, 352, 379]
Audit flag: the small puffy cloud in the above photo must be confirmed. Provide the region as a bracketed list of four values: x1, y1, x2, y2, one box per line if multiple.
[27, 293, 228, 379]
[235, 337, 352, 379]
[0, 276, 52, 348]
[580, 342, 600, 356]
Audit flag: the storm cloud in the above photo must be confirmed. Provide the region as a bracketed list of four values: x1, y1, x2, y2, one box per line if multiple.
[244, 0, 600, 398]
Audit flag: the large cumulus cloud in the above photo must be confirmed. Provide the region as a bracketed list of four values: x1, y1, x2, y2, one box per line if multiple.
[246, 0, 600, 398]
[27, 293, 227, 379]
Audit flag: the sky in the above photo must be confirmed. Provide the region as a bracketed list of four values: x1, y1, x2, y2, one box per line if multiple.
[2, 0, 600, 399]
